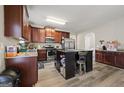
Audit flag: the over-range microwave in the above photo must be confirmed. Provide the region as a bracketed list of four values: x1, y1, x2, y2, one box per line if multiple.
[45, 37, 55, 43]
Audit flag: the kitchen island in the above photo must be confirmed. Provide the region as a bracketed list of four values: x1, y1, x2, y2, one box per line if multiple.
[55, 50, 93, 79]
[5, 52, 38, 87]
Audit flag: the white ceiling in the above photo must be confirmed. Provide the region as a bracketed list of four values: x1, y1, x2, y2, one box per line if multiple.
[27, 5, 124, 34]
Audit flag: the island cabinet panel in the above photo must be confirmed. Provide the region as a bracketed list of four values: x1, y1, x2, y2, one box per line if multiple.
[115, 52, 124, 68]
[5, 57, 38, 87]
[95, 50, 124, 69]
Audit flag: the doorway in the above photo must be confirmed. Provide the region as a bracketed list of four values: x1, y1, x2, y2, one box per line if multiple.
[84, 32, 95, 61]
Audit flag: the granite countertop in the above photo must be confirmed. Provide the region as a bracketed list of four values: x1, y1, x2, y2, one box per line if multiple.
[96, 49, 124, 52]
[5, 52, 38, 59]
[37, 48, 46, 50]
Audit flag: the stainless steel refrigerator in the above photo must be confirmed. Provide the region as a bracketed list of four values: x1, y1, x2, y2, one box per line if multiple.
[62, 38, 75, 50]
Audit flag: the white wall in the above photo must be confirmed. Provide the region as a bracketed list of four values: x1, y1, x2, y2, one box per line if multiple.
[0, 5, 18, 73]
[77, 17, 124, 50]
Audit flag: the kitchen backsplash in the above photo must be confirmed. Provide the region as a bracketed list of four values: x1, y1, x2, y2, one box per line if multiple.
[29, 43, 62, 49]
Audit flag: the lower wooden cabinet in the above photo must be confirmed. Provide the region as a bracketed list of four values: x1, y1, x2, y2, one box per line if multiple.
[104, 52, 115, 66]
[95, 50, 124, 69]
[115, 52, 124, 68]
[37, 49, 47, 61]
[5, 57, 38, 87]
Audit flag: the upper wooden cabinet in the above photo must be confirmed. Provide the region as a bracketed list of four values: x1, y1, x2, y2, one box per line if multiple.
[4, 5, 30, 41]
[31, 27, 45, 43]
[22, 6, 31, 41]
[54, 31, 62, 43]
[45, 29, 55, 37]
[4, 5, 23, 38]
[31, 27, 39, 43]
[39, 28, 46, 43]
[62, 32, 70, 38]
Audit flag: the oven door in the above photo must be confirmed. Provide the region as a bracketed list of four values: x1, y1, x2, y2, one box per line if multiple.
[47, 49, 56, 61]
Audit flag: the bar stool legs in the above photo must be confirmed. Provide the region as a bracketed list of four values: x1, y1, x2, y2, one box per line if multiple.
[77, 61, 86, 75]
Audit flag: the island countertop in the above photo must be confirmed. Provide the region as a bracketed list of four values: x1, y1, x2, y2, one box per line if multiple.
[57, 49, 93, 52]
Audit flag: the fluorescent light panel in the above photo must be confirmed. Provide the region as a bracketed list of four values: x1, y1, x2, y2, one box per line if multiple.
[46, 16, 67, 25]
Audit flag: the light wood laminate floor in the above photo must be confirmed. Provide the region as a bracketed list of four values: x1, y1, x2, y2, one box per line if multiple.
[35, 62, 124, 87]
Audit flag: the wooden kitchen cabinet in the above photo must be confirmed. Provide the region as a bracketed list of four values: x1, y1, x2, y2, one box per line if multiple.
[95, 50, 103, 62]
[4, 5, 23, 38]
[37, 49, 47, 61]
[104, 52, 115, 66]
[54, 31, 62, 43]
[31, 27, 39, 43]
[39, 28, 46, 43]
[115, 52, 124, 68]
[5, 57, 38, 87]
[96, 51, 105, 63]
[22, 6, 31, 41]
[45, 30, 55, 37]
[4, 5, 30, 41]
[62, 32, 70, 38]
[31, 27, 45, 43]
[95, 50, 124, 69]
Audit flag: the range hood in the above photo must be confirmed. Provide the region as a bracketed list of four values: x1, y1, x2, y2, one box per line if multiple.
[45, 36, 55, 43]
[45, 36, 54, 39]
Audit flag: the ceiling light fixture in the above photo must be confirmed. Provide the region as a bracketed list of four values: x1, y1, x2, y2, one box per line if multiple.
[46, 16, 67, 25]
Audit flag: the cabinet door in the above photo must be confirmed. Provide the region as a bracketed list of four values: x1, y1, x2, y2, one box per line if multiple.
[32, 28, 45, 43]
[62, 32, 70, 38]
[22, 6, 31, 41]
[4, 5, 23, 38]
[54, 31, 62, 43]
[104, 52, 115, 66]
[95, 51, 105, 63]
[45, 30, 55, 37]
[115, 53, 124, 68]
[46, 30, 51, 37]
[37, 50, 47, 61]
[31, 27, 39, 43]
[95, 53, 102, 62]
[39, 29, 45, 43]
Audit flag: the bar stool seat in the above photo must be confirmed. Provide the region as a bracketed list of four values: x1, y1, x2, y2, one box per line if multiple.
[77, 60, 86, 75]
